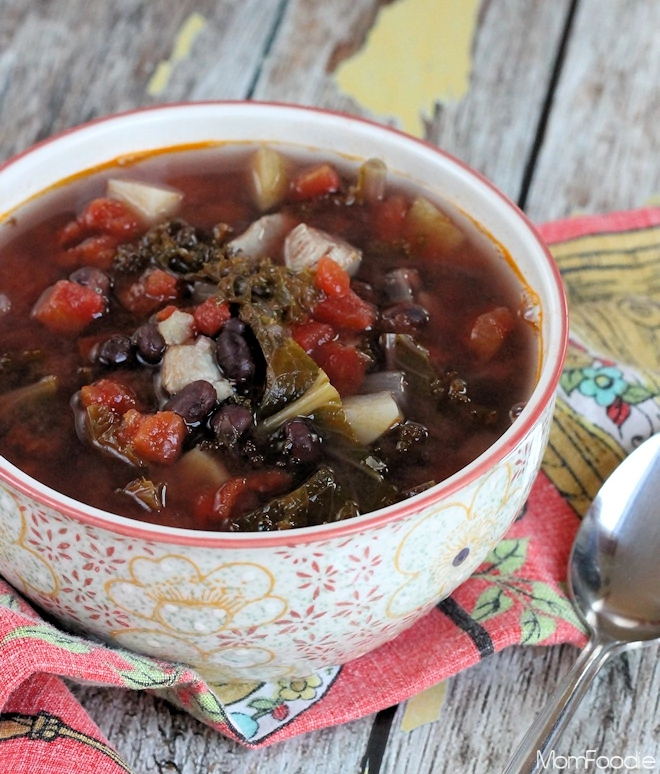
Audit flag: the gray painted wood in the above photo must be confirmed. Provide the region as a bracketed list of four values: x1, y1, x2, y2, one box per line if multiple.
[524, 0, 660, 222]
[0, 0, 285, 160]
[4, 0, 660, 771]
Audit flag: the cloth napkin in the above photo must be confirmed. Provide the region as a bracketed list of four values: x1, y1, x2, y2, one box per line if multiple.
[3, 206, 660, 772]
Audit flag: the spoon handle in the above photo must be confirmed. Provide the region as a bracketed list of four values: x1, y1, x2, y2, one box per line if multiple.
[502, 637, 623, 774]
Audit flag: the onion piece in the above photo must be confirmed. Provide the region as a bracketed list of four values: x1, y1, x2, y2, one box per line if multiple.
[107, 179, 183, 224]
[227, 212, 296, 260]
[250, 146, 289, 211]
[342, 391, 403, 445]
[284, 223, 362, 275]
[157, 309, 195, 346]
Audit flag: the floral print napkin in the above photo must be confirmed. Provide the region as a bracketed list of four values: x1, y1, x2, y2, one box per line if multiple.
[2, 206, 660, 771]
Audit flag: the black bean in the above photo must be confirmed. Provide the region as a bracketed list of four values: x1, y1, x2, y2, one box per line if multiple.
[95, 334, 133, 366]
[277, 418, 322, 467]
[382, 268, 420, 304]
[211, 404, 254, 446]
[69, 266, 111, 295]
[165, 380, 217, 424]
[380, 303, 429, 333]
[132, 323, 166, 365]
[223, 317, 246, 335]
[216, 321, 255, 385]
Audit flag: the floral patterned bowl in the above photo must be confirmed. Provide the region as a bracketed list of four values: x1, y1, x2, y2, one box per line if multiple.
[0, 103, 567, 682]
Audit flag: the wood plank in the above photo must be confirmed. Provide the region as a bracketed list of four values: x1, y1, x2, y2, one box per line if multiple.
[381, 643, 660, 773]
[71, 641, 660, 773]
[250, 0, 387, 117]
[525, 0, 660, 222]
[253, 0, 573, 204]
[69, 682, 377, 774]
[426, 0, 574, 204]
[0, 0, 285, 162]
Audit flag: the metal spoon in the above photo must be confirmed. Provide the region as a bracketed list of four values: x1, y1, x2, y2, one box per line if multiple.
[503, 432, 660, 773]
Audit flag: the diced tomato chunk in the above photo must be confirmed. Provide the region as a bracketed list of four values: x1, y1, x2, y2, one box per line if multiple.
[246, 469, 291, 495]
[58, 219, 85, 248]
[196, 469, 292, 528]
[154, 304, 178, 322]
[119, 269, 179, 315]
[313, 340, 368, 397]
[128, 410, 186, 465]
[290, 320, 335, 353]
[290, 163, 341, 201]
[31, 279, 105, 334]
[313, 290, 377, 332]
[144, 268, 179, 298]
[314, 255, 351, 297]
[116, 408, 144, 445]
[193, 298, 231, 336]
[79, 198, 141, 240]
[60, 234, 119, 269]
[80, 378, 138, 415]
[372, 195, 409, 242]
[210, 477, 249, 522]
[468, 306, 516, 360]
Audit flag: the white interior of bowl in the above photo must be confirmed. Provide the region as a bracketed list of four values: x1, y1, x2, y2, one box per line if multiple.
[0, 102, 568, 545]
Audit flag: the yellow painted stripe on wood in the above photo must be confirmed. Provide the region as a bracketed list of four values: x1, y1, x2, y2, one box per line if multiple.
[400, 680, 448, 732]
[147, 12, 207, 96]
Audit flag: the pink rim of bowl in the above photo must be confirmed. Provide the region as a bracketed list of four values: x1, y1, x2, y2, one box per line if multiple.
[0, 101, 569, 548]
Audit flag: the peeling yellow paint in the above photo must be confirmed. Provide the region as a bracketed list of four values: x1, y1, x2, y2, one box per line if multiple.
[147, 61, 173, 97]
[400, 680, 448, 732]
[147, 12, 207, 97]
[334, 0, 479, 136]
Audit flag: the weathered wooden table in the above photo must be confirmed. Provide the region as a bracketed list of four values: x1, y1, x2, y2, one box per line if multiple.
[2, 1, 660, 771]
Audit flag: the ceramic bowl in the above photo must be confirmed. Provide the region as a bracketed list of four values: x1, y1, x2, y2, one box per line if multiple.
[0, 103, 567, 682]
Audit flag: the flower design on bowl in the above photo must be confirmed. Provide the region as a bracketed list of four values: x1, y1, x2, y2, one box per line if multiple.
[0, 487, 58, 597]
[106, 555, 287, 636]
[111, 627, 290, 683]
[386, 464, 521, 618]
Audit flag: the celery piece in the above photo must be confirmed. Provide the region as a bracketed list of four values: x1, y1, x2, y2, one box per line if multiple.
[260, 371, 340, 434]
[250, 147, 289, 212]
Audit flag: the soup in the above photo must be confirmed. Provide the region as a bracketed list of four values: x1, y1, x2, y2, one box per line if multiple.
[0, 145, 538, 531]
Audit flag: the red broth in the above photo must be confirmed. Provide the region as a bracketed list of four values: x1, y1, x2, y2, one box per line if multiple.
[0, 145, 538, 531]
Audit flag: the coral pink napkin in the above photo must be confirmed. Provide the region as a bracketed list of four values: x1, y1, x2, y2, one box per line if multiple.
[4, 206, 660, 771]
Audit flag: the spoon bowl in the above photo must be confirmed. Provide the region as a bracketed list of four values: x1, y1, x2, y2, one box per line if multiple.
[504, 432, 660, 773]
[570, 433, 660, 642]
